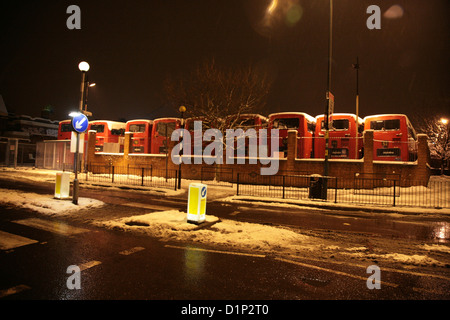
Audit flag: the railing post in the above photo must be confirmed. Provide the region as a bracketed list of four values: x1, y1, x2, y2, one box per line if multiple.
[393, 180, 396, 207]
[236, 173, 240, 196]
[174, 170, 178, 191]
[141, 167, 144, 186]
[112, 166, 115, 183]
[282, 175, 285, 199]
[334, 177, 338, 203]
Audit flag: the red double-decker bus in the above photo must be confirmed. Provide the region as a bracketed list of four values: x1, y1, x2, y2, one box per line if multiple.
[126, 119, 153, 153]
[314, 113, 364, 159]
[225, 114, 269, 157]
[58, 120, 72, 140]
[268, 112, 316, 158]
[151, 118, 181, 154]
[88, 120, 126, 152]
[364, 114, 418, 161]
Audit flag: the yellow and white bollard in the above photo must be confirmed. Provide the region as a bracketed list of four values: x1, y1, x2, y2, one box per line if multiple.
[187, 183, 207, 224]
[55, 172, 71, 199]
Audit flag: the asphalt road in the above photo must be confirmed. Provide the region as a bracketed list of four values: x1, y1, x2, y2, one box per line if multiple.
[0, 172, 449, 306]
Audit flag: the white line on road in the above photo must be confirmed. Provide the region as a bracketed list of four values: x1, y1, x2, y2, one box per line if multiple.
[0, 284, 31, 298]
[0, 230, 38, 250]
[122, 202, 175, 211]
[165, 244, 266, 258]
[119, 247, 146, 256]
[275, 257, 399, 288]
[12, 218, 90, 236]
[78, 260, 102, 271]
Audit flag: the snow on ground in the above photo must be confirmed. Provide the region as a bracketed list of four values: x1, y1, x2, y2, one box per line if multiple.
[96, 210, 320, 254]
[0, 188, 104, 216]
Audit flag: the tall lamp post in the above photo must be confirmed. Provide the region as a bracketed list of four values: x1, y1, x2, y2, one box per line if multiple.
[322, 0, 333, 199]
[353, 57, 360, 158]
[73, 61, 90, 205]
[178, 105, 186, 189]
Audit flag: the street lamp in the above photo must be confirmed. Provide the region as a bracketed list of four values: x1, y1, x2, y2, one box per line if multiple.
[322, 0, 333, 199]
[178, 105, 187, 189]
[73, 61, 90, 205]
[353, 57, 360, 158]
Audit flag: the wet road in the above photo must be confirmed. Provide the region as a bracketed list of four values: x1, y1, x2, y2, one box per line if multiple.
[0, 174, 449, 303]
[1, 205, 449, 301]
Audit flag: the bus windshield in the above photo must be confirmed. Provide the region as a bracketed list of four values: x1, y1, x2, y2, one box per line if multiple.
[322, 119, 349, 130]
[61, 123, 72, 132]
[90, 124, 105, 133]
[129, 124, 146, 133]
[370, 119, 400, 131]
[156, 122, 176, 137]
[273, 118, 299, 129]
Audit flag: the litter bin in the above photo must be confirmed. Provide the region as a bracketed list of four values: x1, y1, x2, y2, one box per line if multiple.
[309, 175, 327, 200]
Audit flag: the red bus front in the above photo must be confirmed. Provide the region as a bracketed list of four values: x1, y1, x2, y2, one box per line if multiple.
[364, 114, 418, 162]
[58, 120, 72, 140]
[314, 114, 364, 159]
[126, 120, 153, 153]
[226, 114, 269, 157]
[151, 118, 181, 154]
[88, 121, 126, 152]
[268, 112, 315, 159]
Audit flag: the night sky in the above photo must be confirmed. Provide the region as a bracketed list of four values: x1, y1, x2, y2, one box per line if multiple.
[0, 0, 449, 124]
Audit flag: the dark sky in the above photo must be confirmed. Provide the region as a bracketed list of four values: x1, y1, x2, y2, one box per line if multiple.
[0, 0, 449, 124]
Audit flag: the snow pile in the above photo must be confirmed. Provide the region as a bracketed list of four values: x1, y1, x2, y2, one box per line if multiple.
[99, 210, 316, 253]
[0, 188, 104, 216]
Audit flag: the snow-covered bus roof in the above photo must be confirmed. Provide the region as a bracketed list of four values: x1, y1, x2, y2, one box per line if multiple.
[363, 114, 409, 120]
[315, 113, 364, 123]
[268, 112, 316, 123]
[126, 119, 154, 124]
[153, 117, 180, 122]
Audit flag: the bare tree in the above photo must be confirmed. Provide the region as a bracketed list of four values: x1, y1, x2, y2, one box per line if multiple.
[415, 115, 450, 174]
[164, 59, 273, 134]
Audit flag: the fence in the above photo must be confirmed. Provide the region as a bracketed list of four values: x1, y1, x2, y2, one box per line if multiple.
[35, 140, 75, 171]
[84, 164, 178, 190]
[0, 137, 36, 167]
[236, 173, 450, 209]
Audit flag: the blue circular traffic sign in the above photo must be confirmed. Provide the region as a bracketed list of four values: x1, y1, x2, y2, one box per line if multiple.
[201, 186, 207, 198]
[72, 113, 89, 133]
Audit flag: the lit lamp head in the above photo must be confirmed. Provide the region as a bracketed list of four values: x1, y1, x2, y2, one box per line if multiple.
[440, 118, 448, 125]
[78, 61, 90, 72]
[179, 105, 186, 113]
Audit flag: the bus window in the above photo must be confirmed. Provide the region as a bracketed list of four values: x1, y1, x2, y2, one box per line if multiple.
[128, 124, 146, 133]
[111, 128, 125, 135]
[90, 124, 105, 133]
[370, 119, 400, 131]
[273, 118, 299, 129]
[156, 122, 176, 137]
[61, 123, 72, 132]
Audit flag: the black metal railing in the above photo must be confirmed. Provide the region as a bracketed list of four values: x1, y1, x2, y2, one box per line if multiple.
[84, 164, 178, 190]
[236, 173, 450, 209]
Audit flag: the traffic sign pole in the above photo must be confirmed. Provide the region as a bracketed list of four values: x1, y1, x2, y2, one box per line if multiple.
[71, 113, 88, 205]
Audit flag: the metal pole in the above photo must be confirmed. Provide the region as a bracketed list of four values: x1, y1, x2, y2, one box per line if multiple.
[324, 0, 333, 177]
[353, 57, 360, 158]
[73, 71, 86, 205]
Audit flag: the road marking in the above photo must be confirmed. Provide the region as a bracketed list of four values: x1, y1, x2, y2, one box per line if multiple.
[119, 246, 145, 256]
[0, 285, 31, 298]
[78, 260, 102, 271]
[12, 218, 90, 236]
[122, 202, 174, 211]
[0, 230, 39, 250]
[275, 257, 399, 288]
[229, 211, 240, 216]
[165, 244, 266, 258]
